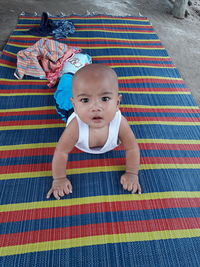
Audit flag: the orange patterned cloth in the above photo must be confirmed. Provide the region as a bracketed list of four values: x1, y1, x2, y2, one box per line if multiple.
[14, 38, 81, 87]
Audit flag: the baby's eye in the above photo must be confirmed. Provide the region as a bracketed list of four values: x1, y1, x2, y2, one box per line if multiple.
[80, 98, 89, 103]
[101, 96, 110, 102]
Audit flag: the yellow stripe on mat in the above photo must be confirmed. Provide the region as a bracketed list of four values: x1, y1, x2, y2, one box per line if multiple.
[119, 91, 190, 95]
[1, 191, 200, 212]
[1, 229, 200, 257]
[0, 91, 189, 96]
[0, 105, 198, 113]
[0, 76, 182, 82]
[129, 121, 200, 126]
[1, 120, 200, 131]
[0, 142, 56, 151]
[6, 42, 162, 50]
[0, 78, 46, 83]
[1, 91, 190, 97]
[0, 92, 53, 96]
[111, 65, 176, 69]
[0, 124, 65, 131]
[119, 76, 182, 81]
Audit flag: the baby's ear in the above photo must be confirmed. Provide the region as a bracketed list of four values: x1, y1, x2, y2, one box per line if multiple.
[117, 94, 122, 106]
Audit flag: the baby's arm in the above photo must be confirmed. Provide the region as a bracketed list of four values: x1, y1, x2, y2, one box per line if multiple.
[47, 118, 78, 200]
[119, 116, 141, 194]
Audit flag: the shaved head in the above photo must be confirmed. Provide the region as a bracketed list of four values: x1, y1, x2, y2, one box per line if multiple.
[72, 64, 119, 95]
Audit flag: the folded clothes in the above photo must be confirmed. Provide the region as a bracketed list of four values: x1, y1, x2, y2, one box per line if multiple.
[28, 12, 75, 39]
[14, 38, 81, 87]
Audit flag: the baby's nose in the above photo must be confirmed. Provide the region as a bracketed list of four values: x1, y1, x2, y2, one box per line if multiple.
[90, 100, 102, 111]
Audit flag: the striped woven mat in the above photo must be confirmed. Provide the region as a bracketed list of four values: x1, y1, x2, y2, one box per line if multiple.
[0, 14, 200, 266]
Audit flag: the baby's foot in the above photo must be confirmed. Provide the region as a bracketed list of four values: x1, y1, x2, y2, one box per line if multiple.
[120, 173, 141, 194]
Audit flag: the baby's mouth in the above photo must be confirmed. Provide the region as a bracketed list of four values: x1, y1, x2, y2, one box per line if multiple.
[92, 116, 103, 122]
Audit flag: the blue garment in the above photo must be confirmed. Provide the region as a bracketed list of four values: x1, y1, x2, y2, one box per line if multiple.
[52, 20, 75, 39]
[54, 53, 92, 122]
[54, 73, 74, 122]
[28, 12, 75, 39]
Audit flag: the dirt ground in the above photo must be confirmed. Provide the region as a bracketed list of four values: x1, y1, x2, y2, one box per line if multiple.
[0, 0, 200, 106]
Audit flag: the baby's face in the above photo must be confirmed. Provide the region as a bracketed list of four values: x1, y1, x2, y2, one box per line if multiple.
[71, 74, 121, 129]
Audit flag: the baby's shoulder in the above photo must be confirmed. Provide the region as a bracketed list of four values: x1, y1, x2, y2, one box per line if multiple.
[120, 114, 129, 125]
[65, 116, 79, 134]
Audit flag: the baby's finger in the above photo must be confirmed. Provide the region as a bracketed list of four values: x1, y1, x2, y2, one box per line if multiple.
[132, 184, 139, 194]
[46, 188, 53, 199]
[53, 190, 61, 200]
[138, 184, 142, 194]
[64, 186, 70, 195]
[122, 182, 128, 190]
[67, 182, 72, 193]
[59, 190, 65, 197]
[64, 184, 72, 195]
[127, 183, 133, 192]
[120, 176, 125, 185]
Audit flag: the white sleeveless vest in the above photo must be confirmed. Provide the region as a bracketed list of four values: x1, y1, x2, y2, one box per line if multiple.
[66, 110, 122, 154]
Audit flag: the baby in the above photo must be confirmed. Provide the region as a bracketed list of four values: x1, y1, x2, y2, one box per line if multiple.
[47, 64, 141, 200]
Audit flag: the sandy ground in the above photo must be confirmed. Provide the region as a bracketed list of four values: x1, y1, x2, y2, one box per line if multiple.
[0, 0, 200, 106]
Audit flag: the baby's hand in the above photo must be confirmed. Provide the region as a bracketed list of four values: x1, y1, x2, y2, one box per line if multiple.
[46, 177, 72, 200]
[120, 172, 141, 194]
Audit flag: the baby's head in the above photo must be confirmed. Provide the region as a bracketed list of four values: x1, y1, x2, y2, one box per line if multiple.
[71, 64, 121, 128]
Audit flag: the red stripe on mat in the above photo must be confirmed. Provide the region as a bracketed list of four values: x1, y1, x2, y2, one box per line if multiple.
[0, 59, 16, 67]
[119, 87, 189, 92]
[2, 217, 200, 247]
[1, 108, 199, 119]
[76, 27, 155, 33]
[0, 110, 57, 117]
[1, 143, 200, 160]
[120, 108, 200, 113]
[139, 143, 200, 151]
[1, 198, 200, 224]
[1, 108, 199, 118]
[0, 157, 199, 174]
[0, 89, 54, 94]
[10, 36, 162, 45]
[1, 51, 17, 59]
[8, 41, 161, 48]
[0, 81, 48, 85]
[126, 116, 200, 122]
[0, 87, 188, 93]
[1, 116, 200, 127]
[0, 147, 55, 159]
[94, 56, 172, 61]
[0, 119, 60, 126]
[0, 79, 184, 86]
